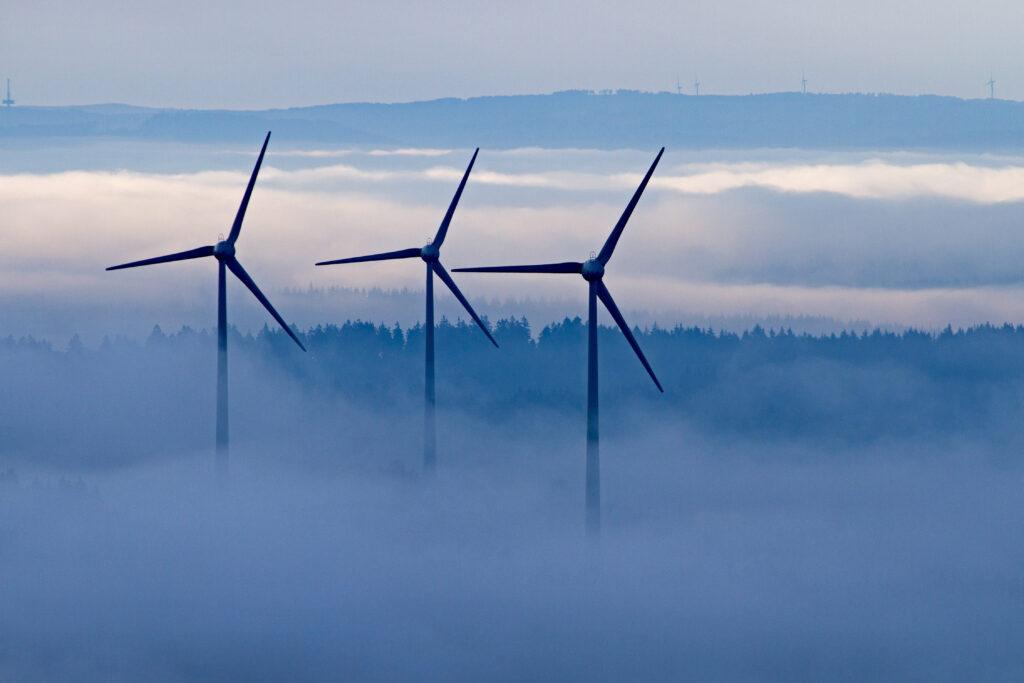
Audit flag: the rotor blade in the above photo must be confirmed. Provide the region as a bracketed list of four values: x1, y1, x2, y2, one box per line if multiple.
[597, 147, 664, 266]
[316, 247, 421, 267]
[453, 262, 583, 274]
[432, 148, 479, 248]
[595, 280, 663, 392]
[431, 261, 498, 348]
[227, 131, 271, 244]
[225, 257, 306, 351]
[106, 245, 215, 271]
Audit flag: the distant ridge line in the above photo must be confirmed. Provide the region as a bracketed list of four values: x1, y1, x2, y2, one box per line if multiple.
[2, 90, 1024, 151]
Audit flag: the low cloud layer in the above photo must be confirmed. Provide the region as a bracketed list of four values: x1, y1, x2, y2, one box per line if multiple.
[4, 144, 1024, 341]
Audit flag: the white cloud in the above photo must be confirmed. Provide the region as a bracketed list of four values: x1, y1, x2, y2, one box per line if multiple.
[655, 160, 1024, 203]
[269, 148, 453, 159]
[5, 148, 1024, 340]
[367, 148, 452, 157]
[263, 153, 1024, 204]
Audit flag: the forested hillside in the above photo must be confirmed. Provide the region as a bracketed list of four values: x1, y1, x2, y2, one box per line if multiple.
[5, 318, 1024, 469]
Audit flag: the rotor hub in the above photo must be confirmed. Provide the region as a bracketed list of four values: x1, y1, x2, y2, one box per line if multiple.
[420, 243, 440, 261]
[581, 258, 604, 281]
[213, 241, 235, 259]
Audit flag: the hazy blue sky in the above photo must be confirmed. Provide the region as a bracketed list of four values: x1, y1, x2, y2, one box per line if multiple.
[3, 0, 1022, 108]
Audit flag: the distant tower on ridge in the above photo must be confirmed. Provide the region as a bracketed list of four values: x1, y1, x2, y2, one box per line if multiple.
[2, 79, 13, 107]
[987, 76, 996, 100]
[801, 72, 808, 94]
[693, 76, 700, 96]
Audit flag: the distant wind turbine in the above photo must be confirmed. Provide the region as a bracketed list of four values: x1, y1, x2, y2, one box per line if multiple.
[802, 72, 808, 95]
[107, 132, 306, 472]
[316, 148, 497, 471]
[693, 77, 701, 96]
[455, 148, 666, 535]
[988, 76, 996, 100]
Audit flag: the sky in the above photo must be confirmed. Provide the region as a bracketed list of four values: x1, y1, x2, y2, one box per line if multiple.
[3, 0, 1023, 108]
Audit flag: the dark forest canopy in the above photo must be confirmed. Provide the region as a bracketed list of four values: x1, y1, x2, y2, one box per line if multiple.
[4, 90, 1024, 150]
[5, 317, 1024, 469]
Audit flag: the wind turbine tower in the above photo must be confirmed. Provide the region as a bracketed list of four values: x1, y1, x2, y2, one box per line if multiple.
[107, 132, 306, 473]
[316, 149, 497, 472]
[676, 77, 683, 95]
[988, 76, 996, 100]
[802, 72, 808, 95]
[2, 79, 13, 107]
[456, 149, 666, 535]
[693, 77, 700, 96]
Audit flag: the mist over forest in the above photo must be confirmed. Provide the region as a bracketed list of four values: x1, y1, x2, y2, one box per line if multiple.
[4, 130, 1024, 680]
[4, 315, 1024, 680]
[7, 317, 1024, 470]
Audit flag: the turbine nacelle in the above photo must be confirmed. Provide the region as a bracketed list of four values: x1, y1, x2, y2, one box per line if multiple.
[581, 259, 605, 281]
[420, 243, 440, 262]
[213, 241, 236, 259]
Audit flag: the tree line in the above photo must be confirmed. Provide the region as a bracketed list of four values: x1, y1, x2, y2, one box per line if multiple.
[5, 317, 1024, 464]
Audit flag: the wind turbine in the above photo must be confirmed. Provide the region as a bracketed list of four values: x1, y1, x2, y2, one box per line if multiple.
[693, 77, 701, 96]
[315, 148, 497, 471]
[988, 76, 996, 100]
[107, 132, 305, 471]
[802, 72, 808, 95]
[454, 148, 665, 535]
